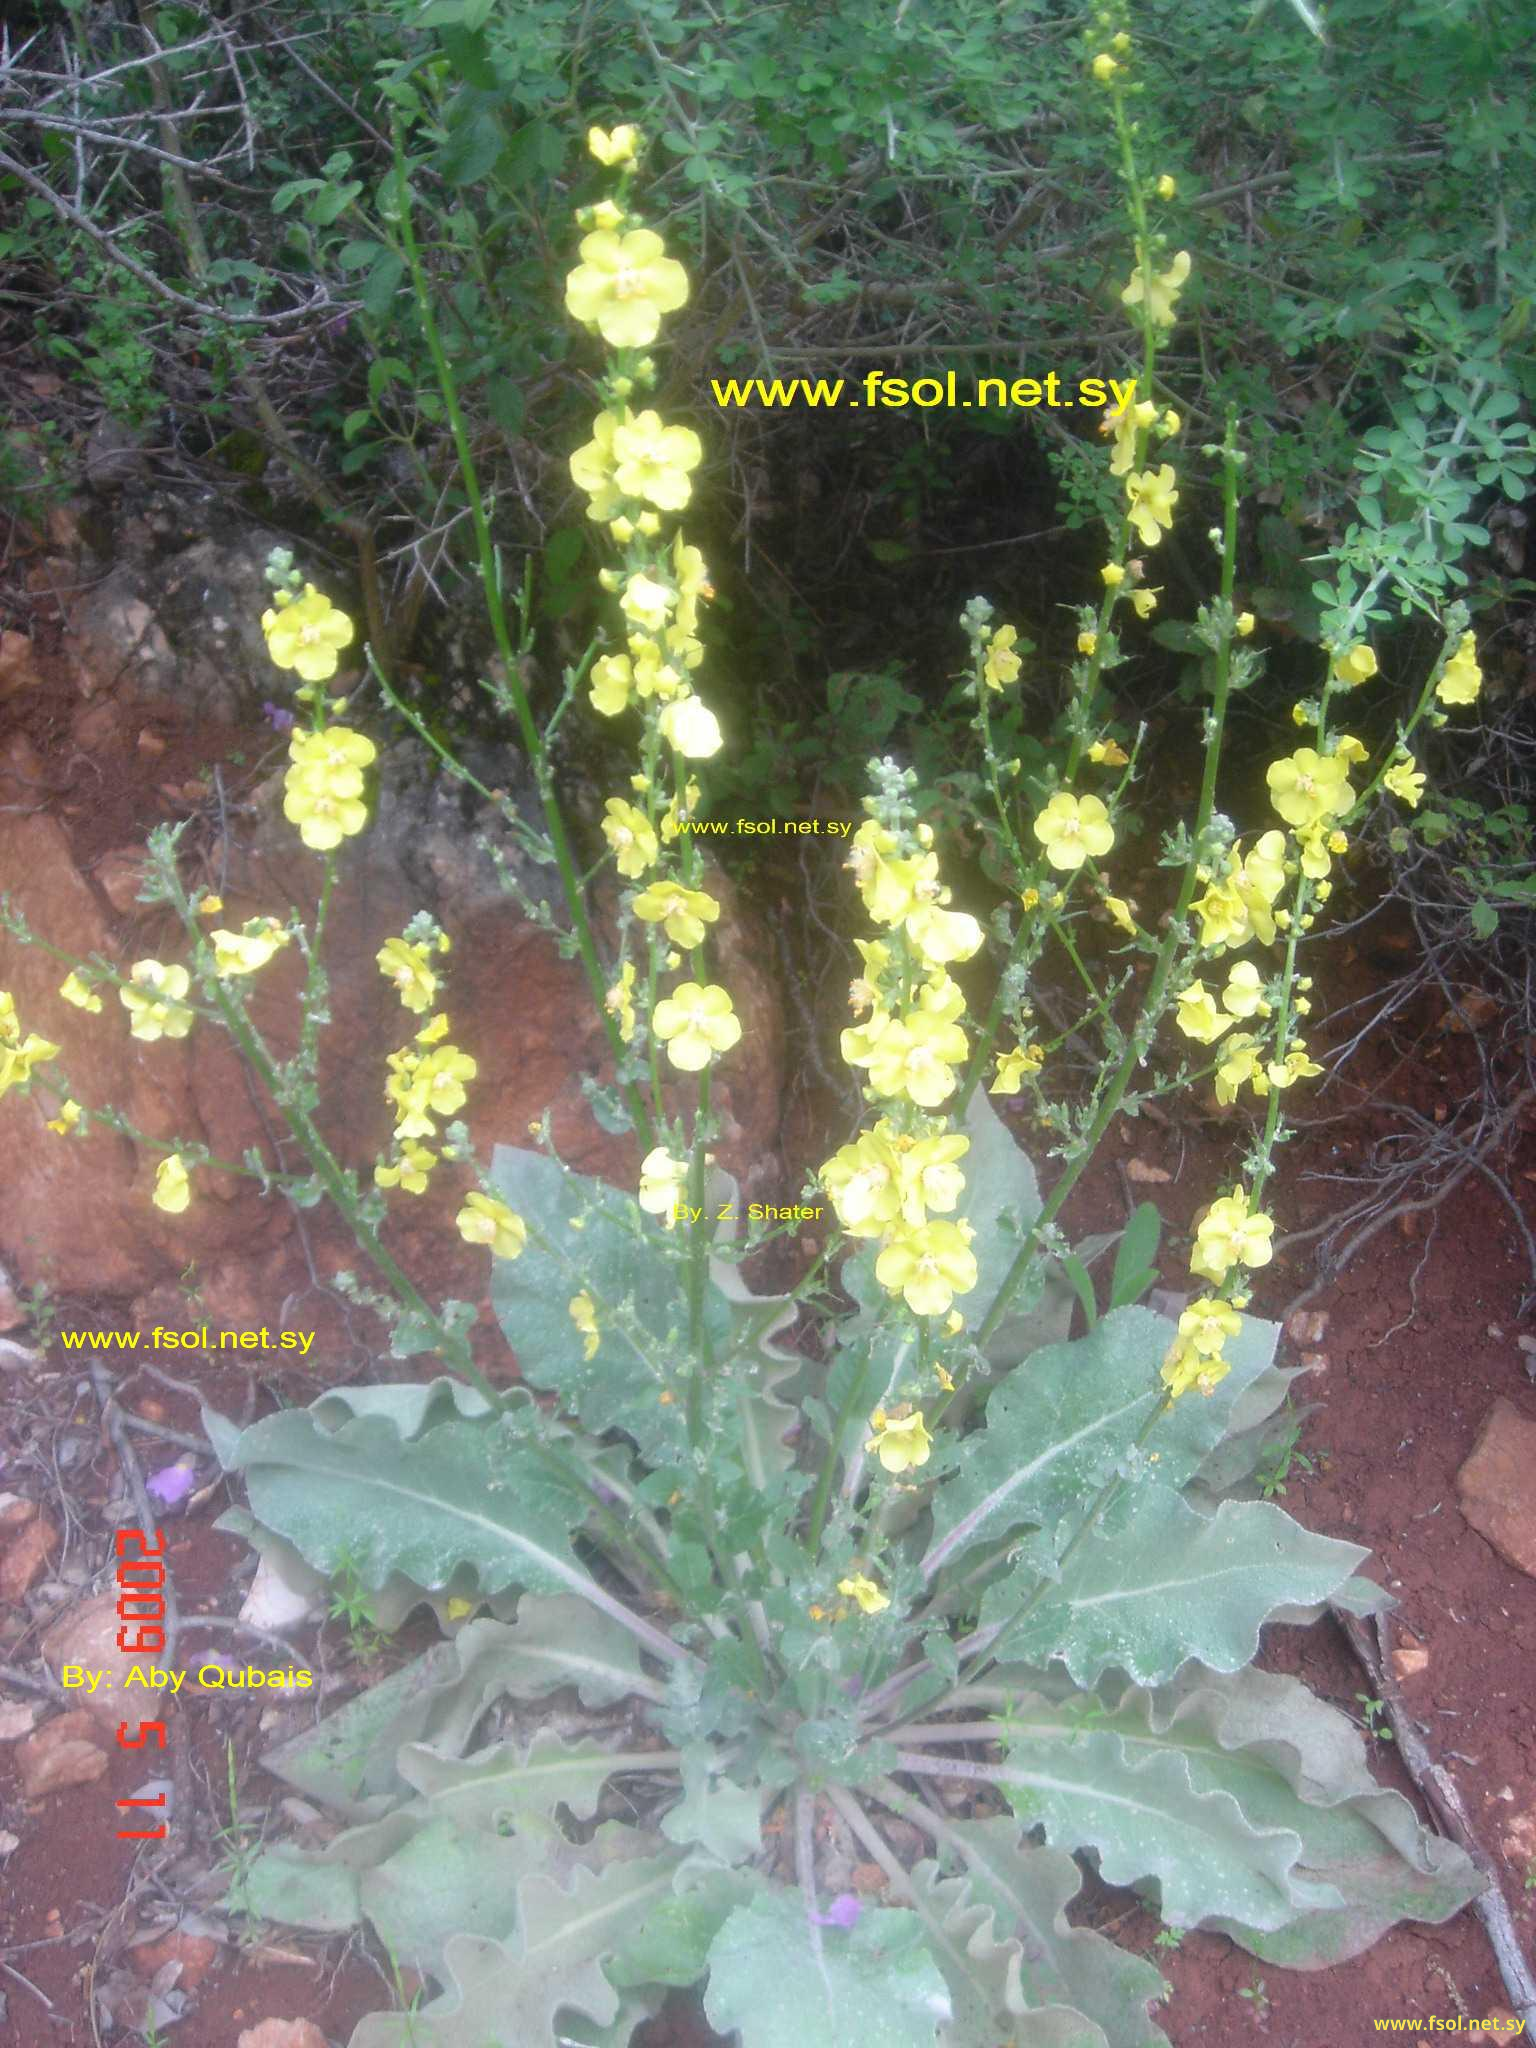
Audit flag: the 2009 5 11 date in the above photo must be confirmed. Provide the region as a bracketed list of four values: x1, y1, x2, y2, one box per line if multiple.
[114, 1525, 169, 1841]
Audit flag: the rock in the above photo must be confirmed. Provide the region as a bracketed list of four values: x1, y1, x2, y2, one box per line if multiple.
[1285, 1309, 1330, 1347]
[41, 1591, 176, 1729]
[0, 1511, 58, 1599]
[0, 631, 40, 702]
[128, 1928, 219, 1990]
[93, 845, 153, 915]
[0, 1700, 39, 1740]
[67, 565, 177, 702]
[1390, 1637, 1429, 1680]
[15, 1709, 109, 1797]
[1455, 1398, 1536, 1579]
[236, 2021, 328, 2048]
[0, 1261, 23, 1331]
[83, 415, 150, 494]
[1124, 1158, 1171, 1183]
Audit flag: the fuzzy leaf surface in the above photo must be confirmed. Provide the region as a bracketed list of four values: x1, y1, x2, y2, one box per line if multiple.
[704, 1890, 952, 2048]
[982, 1486, 1368, 1685]
[489, 1144, 731, 1465]
[924, 1305, 1280, 1583]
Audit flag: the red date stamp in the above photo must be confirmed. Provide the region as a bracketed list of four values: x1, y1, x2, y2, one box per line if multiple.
[113, 1525, 169, 1841]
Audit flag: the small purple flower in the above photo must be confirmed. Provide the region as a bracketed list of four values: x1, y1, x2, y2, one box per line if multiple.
[809, 1893, 861, 1931]
[262, 700, 297, 733]
[145, 1461, 196, 1507]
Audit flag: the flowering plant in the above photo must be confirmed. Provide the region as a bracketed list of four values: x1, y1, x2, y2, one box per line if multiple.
[0, 46, 1491, 2048]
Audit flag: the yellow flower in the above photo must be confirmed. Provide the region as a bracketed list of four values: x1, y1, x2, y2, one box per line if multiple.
[611, 410, 703, 512]
[1332, 734, 1368, 768]
[1077, 629, 1098, 656]
[1087, 738, 1130, 766]
[820, 1129, 902, 1237]
[657, 693, 723, 758]
[1221, 961, 1267, 1019]
[1129, 587, 1160, 619]
[212, 919, 290, 977]
[1104, 894, 1137, 935]
[0, 1024, 60, 1098]
[1120, 250, 1191, 329]
[1266, 748, 1352, 829]
[197, 894, 223, 916]
[1161, 1333, 1230, 1400]
[1382, 757, 1425, 807]
[1436, 631, 1482, 706]
[639, 1145, 689, 1223]
[602, 798, 659, 878]
[837, 1573, 890, 1616]
[904, 903, 984, 967]
[415, 1011, 450, 1046]
[456, 1192, 527, 1259]
[631, 881, 720, 949]
[875, 1221, 978, 1318]
[1101, 563, 1126, 588]
[283, 727, 374, 851]
[565, 228, 688, 350]
[1091, 52, 1119, 81]
[990, 1044, 1042, 1094]
[1156, 173, 1177, 199]
[59, 972, 102, 1013]
[388, 1044, 478, 1138]
[1332, 643, 1378, 687]
[1032, 791, 1114, 871]
[375, 1141, 438, 1193]
[861, 1011, 969, 1109]
[377, 937, 437, 1013]
[606, 960, 637, 1042]
[1174, 981, 1233, 1045]
[1213, 1033, 1263, 1106]
[620, 572, 676, 634]
[1190, 877, 1250, 953]
[569, 1291, 600, 1360]
[570, 410, 624, 522]
[152, 1154, 191, 1214]
[1178, 1296, 1242, 1358]
[1102, 396, 1157, 477]
[652, 981, 741, 1070]
[1235, 611, 1255, 637]
[892, 1129, 970, 1226]
[866, 1408, 934, 1474]
[984, 623, 1022, 690]
[1267, 1045, 1323, 1090]
[588, 123, 639, 166]
[261, 585, 355, 682]
[590, 653, 633, 717]
[47, 1098, 82, 1136]
[1191, 1190, 1274, 1285]
[120, 959, 194, 1042]
[1125, 465, 1179, 547]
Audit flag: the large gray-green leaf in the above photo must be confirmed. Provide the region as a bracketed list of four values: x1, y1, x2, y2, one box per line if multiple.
[352, 1851, 684, 2047]
[608, 1858, 764, 1990]
[704, 1891, 952, 2048]
[221, 1405, 685, 1667]
[955, 1088, 1081, 1370]
[886, 1809, 1169, 2048]
[260, 1601, 657, 1816]
[956, 1727, 1334, 1931]
[400, 1728, 675, 1832]
[659, 1742, 764, 1864]
[708, 1168, 803, 1485]
[981, 1485, 1368, 1685]
[489, 1143, 731, 1466]
[1130, 1666, 1482, 1963]
[356, 1816, 527, 1972]
[906, 1664, 1478, 1944]
[924, 1305, 1280, 1584]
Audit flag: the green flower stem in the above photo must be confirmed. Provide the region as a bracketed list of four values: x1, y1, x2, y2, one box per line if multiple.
[972, 419, 1245, 1357]
[390, 125, 652, 1151]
